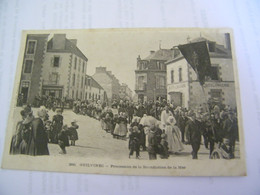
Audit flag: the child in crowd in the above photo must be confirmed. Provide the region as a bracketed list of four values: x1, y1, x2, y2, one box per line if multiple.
[128, 126, 141, 159]
[68, 119, 79, 146]
[58, 125, 70, 154]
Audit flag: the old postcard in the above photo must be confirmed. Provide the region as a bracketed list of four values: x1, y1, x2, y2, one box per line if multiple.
[1, 28, 246, 176]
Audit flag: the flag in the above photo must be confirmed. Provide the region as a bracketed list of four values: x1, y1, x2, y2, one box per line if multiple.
[178, 41, 211, 85]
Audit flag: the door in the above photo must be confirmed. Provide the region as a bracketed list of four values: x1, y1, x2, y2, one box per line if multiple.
[20, 81, 30, 103]
[169, 92, 182, 106]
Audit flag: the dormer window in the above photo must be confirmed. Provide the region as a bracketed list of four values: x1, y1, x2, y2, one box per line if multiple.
[208, 42, 216, 52]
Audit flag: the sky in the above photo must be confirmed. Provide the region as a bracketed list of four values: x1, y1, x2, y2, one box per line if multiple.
[51, 29, 228, 93]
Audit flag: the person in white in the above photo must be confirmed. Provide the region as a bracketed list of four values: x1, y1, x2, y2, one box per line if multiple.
[160, 105, 173, 129]
[165, 116, 184, 154]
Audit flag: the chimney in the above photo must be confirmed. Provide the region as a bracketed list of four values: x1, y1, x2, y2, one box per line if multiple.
[69, 39, 77, 46]
[150, 50, 155, 54]
[96, 67, 107, 73]
[225, 33, 231, 50]
[53, 34, 66, 50]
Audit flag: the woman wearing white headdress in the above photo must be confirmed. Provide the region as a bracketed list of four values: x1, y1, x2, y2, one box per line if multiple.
[165, 116, 184, 154]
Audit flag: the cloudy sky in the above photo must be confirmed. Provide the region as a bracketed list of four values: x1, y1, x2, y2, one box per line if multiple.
[53, 29, 228, 92]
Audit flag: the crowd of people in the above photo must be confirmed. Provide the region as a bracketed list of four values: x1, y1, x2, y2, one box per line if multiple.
[71, 98, 239, 160]
[10, 105, 79, 156]
[17, 94, 74, 111]
[12, 94, 239, 160]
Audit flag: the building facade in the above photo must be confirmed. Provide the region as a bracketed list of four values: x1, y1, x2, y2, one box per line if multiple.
[135, 49, 174, 102]
[92, 67, 121, 103]
[166, 35, 236, 110]
[41, 34, 88, 100]
[119, 83, 133, 101]
[84, 75, 107, 103]
[18, 34, 49, 104]
[18, 34, 89, 104]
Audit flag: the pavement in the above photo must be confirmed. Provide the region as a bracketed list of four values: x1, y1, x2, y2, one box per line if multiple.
[11, 107, 240, 160]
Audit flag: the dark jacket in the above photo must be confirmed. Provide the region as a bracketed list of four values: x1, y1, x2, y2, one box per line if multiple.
[185, 119, 201, 144]
[27, 118, 49, 156]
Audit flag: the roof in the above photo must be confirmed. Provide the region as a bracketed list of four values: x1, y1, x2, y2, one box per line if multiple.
[144, 49, 175, 61]
[47, 38, 88, 62]
[165, 36, 232, 65]
[86, 75, 104, 90]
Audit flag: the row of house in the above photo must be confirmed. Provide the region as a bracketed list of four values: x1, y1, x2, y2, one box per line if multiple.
[19, 34, 132, 105]
[135, 33, 237, 110]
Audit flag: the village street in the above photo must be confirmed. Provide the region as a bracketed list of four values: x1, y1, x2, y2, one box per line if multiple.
[11, 107, 240, 161]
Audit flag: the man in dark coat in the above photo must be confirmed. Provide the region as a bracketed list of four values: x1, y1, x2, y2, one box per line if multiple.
[147, 125, 158, 160]
[52, 109, 63, 143]
[185, 111, 201, 159]
[178, 111, 187, 143]
[27, 106, 49, 156]
[222, 111, 238, 158]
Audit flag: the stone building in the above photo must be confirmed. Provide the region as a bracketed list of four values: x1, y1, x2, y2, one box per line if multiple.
[18, 34, 49, 104]
[84, 75, 107, 103]
[41, 34, 88, 100]
[166, 34, 236, 110]
[18, 34, 89, 104]
[119, 83, 133, 101]
[135, 49, 174, 102]
[92, 67, 121, 103]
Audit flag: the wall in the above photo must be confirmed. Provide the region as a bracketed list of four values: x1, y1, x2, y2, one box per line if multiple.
[19, 34, 49, 104]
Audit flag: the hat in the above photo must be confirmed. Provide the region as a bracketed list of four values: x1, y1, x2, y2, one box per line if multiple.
[187, 110, 195, 117]
[63, 124, 68, 130]
[161, 133, 167, 139]
[56, 109, 62, 113]
[71, 119, 77, 123]
[22, 105, 32, 115]
[37, 106, 47, 118]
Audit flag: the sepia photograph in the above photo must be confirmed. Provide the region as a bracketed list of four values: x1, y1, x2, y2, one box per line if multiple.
[1, 28, 246, 176]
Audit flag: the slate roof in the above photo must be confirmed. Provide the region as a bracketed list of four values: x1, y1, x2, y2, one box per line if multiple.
[165, 36, 231, 65]
[86, 75, 104, 90]
[47, 38, 88, 62]
[144, 49, 175, 61]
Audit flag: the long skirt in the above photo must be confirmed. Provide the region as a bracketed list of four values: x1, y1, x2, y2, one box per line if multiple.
[113, 123, 127, 137]
[172, 126, 184, 152]
[165, 125, 184, 153]
[100, 119, 105, 130]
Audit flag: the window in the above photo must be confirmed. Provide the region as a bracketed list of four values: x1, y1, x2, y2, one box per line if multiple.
[72, 90, 74, 98]
[89, 93, 91, 99]
[82, 62, 85, 73]
[179, 68, 182, 82]
[208, 42, 216, 52]
[85, 92, 88, 99]
[21, 81, 30, 88]
[72, 74, 75, 86]
[210, 66, 219, 80]
[156, 76, 165, 89]
[157, 62, 163, 70]
[78, 59, 81, 71]
[27, 40, 36, 54]
[80, 92, 82, 99]
[53, 56, 60, 67]
[81, 76, 83, 88]
[24, 60, 33, 73]
[50, 72, 59, 84]
[138, 76, 144, 90]
[76, 91, 78, 99]
[74, 57, 77, 70]
[88, 78, 91, 86]
[171, 70, 174, 83]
